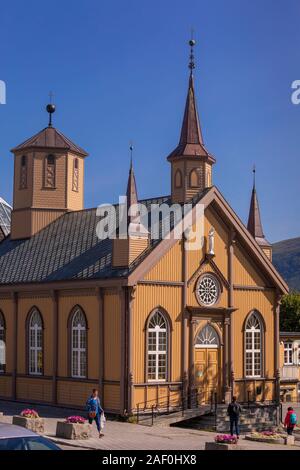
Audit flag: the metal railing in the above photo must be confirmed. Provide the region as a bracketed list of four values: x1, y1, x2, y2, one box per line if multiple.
[136, 389, 218, 426]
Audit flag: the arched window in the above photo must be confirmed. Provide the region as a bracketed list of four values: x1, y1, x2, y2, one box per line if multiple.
[45, 154, 56, 188]
[72, 158, 79, 192]
[245, 312, 263, 378]
[174, 169, 182, 188]
[20, 155, 27, 189]
[147, 310, 168, 382]
[189, 168, 200, 188]
[0, 312, 5, 373]
[195, 324, 220, 348]
[28, 309, 43, 375]
[71, 307, 87, 378]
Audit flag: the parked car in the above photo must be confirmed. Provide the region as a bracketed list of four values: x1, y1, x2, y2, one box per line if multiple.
[0, 423, 61, 450]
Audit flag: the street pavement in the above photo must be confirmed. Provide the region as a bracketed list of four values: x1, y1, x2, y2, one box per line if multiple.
[0, 400, 298, 451]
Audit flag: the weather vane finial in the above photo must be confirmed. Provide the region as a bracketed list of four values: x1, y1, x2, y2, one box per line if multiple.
[46, 91, 56, 127]
[188, 29, 196, 74]
[253, 164, 256, 189]
[129, 141, 134, 169]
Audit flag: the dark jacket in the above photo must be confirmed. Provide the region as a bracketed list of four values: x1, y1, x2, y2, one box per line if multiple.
[227, 402, 242, 418]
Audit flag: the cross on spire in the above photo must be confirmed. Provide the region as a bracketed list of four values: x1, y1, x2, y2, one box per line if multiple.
[188, 30, 196, 74]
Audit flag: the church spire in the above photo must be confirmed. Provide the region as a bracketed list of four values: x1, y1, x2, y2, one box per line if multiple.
[178, 38, 204, 147]
[167, 36, 216, 203]
[247, 166, 273, 260]
[247, 166, 264, 239]
[126, 144, 138, 213]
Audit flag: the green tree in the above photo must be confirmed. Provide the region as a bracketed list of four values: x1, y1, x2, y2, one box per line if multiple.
[280, 292, 300, 331]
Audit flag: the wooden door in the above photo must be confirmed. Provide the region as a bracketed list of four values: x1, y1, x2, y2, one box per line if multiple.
[195, 348, 219, 404]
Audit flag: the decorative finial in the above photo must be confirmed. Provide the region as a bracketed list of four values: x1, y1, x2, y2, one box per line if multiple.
[129, 141, 133, 169]
[46, 91, 55, 127]
[188, 29, 196, 74]
[253, 164, 256, 189]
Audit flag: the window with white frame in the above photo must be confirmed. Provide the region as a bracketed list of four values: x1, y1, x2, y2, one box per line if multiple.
[147, 310, 168, 382]
[28, 309, 43, 375]
[284, 342, 293, 365]
[71, 308, 87, 378]
[245, 313, 262, 378]
[0, 312, 5, 373]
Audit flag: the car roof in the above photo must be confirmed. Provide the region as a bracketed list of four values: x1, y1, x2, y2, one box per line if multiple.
[0, 423, 38, 438]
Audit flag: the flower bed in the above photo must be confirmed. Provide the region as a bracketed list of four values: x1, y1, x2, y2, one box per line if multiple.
[20, 409, 39, 419]
[205, 434, 242, 451]
[13, 409, 44, 434]
[245, 430, 284, 445]
[56, 416, 91, 440]
[215, 434, 238, 444]
[65, 416, 86, 424]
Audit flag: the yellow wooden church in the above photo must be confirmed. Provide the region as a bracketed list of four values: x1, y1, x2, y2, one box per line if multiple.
[0, 40, 288, 416]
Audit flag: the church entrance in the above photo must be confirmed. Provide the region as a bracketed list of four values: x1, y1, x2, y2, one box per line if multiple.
[194, 324, 221, 404]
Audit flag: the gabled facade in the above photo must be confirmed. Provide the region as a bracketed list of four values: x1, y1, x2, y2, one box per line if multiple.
[0, 41, 288, 417]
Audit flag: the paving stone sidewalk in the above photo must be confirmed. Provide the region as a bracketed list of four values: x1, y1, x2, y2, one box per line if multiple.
[0, 401, 298, 451]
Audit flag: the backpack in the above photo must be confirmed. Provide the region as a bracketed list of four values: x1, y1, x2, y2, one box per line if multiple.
[231, 403, 240, 416]
[290, 413, 297, 425]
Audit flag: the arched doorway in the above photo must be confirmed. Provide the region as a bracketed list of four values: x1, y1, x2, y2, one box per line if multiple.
[194, 323, 220, 404]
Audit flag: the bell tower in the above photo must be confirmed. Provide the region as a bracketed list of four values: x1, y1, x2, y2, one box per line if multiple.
[167, 38, 216, 204]
[10, 103, 88, 239]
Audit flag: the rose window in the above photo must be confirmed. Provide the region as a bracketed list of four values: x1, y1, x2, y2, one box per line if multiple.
[196, 274, 220, 306]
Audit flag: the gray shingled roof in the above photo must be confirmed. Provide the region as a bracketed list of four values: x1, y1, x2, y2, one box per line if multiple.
[0, 190, 209, 285]
[0, 196, 168, 285]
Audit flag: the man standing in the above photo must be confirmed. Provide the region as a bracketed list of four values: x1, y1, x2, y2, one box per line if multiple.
[227, 396, 242, 438]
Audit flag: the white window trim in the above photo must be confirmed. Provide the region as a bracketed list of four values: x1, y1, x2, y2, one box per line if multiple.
[147, 318, 168, 382]
[284, 342, 294, 366]
[29, 313, 43, 376]
[71, 311, 87, 379]
[245, 321, 262, 378]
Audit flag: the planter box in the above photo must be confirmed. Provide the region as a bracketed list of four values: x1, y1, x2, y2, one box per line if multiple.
[56, 421, 92, 440]
[12, 415, 44, 434]
[284, 435, 295, 446]
[245, 435, 283, 445]
[205, 442, 242, 451]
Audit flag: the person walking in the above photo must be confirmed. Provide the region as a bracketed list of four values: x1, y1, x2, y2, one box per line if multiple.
[86, 388, 105, 438]
[227, 396, 242, 438]
[284, 407, 297, 435]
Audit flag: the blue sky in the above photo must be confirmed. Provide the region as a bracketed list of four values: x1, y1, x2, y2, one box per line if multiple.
[0, 0, 299, 242]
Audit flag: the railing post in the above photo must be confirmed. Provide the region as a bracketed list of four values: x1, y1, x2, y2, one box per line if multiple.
[182, 394, 185, 417]
[137, 404, 139, 424]
[210, 390, 213, 412]
[280, 402, 283, 423]
[151, 405, 154, 426]
[167, 394, 170, 414]
[247, 390, 250, 408]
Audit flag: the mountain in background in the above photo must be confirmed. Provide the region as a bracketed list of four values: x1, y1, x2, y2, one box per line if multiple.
[273, 237, 300, 292]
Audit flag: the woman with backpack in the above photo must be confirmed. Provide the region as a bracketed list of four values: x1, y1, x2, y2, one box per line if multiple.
[284, 407, 297, 435]
[86, 388, 105, 438]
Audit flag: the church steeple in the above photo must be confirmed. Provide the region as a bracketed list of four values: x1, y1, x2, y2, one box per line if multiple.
[112, 148, 149, 268]
[126, 146, 138, 214]
[247, 166, 272, 260]
[168, 38, 216, 204]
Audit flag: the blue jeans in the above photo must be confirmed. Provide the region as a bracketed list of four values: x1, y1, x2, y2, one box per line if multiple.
[230, 416, 240, 436]
[88, 413, 101, 432]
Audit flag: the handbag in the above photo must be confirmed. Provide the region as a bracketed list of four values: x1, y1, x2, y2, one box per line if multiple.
[88, 410, 96, 419]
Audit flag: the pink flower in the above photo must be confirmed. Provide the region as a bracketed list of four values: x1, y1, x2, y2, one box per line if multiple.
[65, 415, 86, 424]
[20, 409, 39, 419]
[215, 434, 238, 444]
